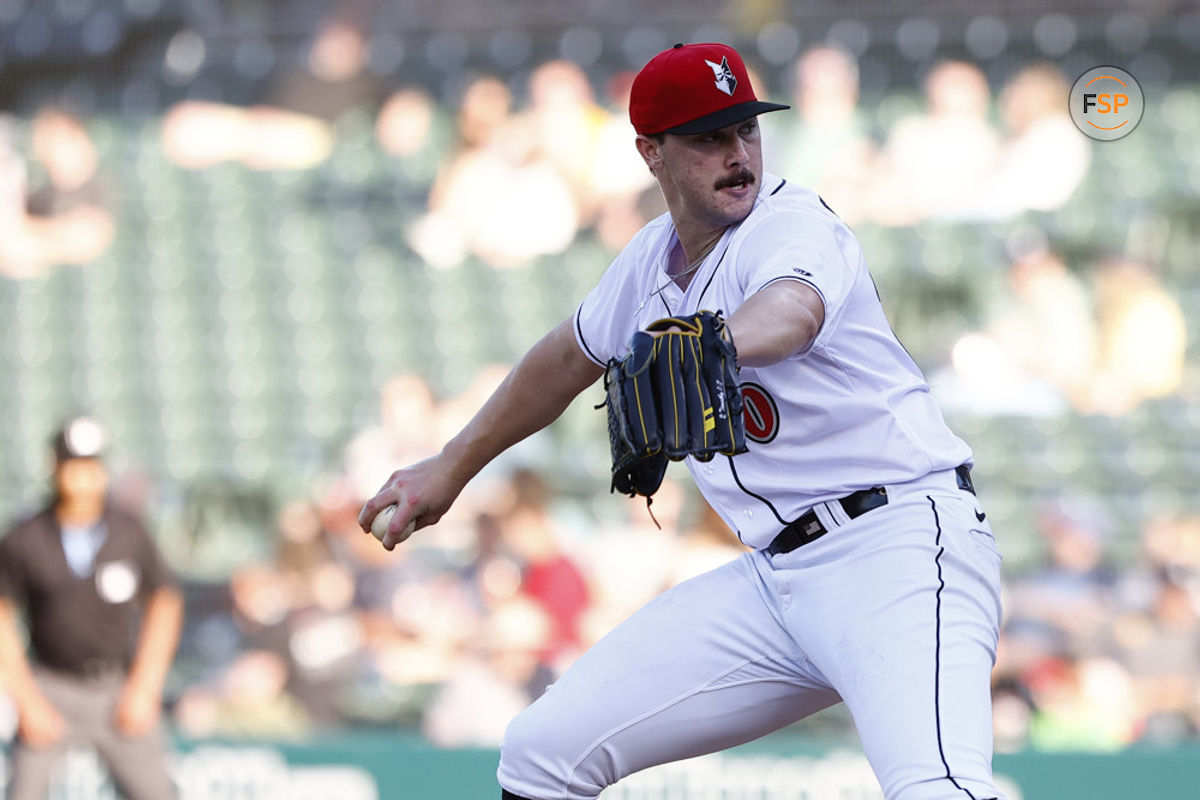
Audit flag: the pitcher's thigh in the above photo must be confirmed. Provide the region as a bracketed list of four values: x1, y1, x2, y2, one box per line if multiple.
[815, 496, 1003, 800]
[498, 554, 838, 800]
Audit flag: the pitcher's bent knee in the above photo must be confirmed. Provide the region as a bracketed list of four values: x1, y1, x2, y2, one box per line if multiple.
[498, 702, 610, 800]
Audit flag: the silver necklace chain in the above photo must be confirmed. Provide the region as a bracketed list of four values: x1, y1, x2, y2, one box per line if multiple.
[635, 240, 719, 316]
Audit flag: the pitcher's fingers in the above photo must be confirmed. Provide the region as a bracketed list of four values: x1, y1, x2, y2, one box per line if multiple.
[381, 497, 419, 550]
[381, 516, 411, 550]
[358, 489, 396, 532]
[388, 496, 419, 538]
[357, 498, 376, 532]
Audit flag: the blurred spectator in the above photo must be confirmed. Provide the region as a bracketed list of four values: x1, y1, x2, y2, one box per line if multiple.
[776, 46, 878, 223]
[226, 562, 292, 659]
[0, 417, 183, 800]
[983, 63, 1091, 218]
[1085, 257, 1187, 415]
[992, 500, 1200, 751]
[409, 73, 580, 269]
[935, 246, 1096, 416]
[25, 108, 106, 210]
[1113, 570, 1200, 742]
[870, 60, 1000, 225]
[521, 59, 610, 222]
[160, 101, 334, 170]
[341, 426, 486, 691]
[270, 500, 362, 727]
[1112, 514, 1200, 742]
[403, 75, 509, 269]
[376, 87, 436, 159]
[990, 509, 1200, 750]
[421, 596, 553, 747]
[418, 123, 579, 268]
[375, 86, 448, 191]
[343, 367, 524, 546]
[177, 491, 403, 734]
[579, 478, 686, 643]
[173, 649, 312, 741]
[500, 470, 590, 671]
[0, 114, 35, 276]
[1130, 514, 1200, 591]
[344, 374, 441, 501]
[991, 676, 1037, 753]
[460, 511, 524, 614]
[1005, 497, 1119, 659]
[330, 496, 431, 627]
[1025, 655, 1139, 751]
[454, 75, 515, 151]
[939, 249, 1186, 417]
[0, 108, 114, 277]
[265, 13, 385, 123]
[25, 106, 115, 268]
[316, 478, 467, 726]
[589, 70, 659, 253]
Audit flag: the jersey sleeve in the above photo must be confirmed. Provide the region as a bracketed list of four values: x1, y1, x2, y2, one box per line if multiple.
[735, 209, 859, 351]
[573, 237, 649, 366]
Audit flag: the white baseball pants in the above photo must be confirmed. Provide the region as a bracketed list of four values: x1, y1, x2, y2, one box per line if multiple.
[498, 469, 1004, 800]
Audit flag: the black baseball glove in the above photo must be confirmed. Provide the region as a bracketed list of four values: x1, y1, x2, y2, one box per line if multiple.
[602, 310, 747, 499]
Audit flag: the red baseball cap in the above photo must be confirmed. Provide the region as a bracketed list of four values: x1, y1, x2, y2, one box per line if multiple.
[629, 43, 789, 136]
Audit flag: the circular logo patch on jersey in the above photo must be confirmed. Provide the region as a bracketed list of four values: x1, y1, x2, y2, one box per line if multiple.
[95, 560, 140, 604]
[740, 382, 779, 444]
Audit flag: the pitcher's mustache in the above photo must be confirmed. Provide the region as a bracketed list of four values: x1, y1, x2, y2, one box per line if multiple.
[715, 170, 756, 190]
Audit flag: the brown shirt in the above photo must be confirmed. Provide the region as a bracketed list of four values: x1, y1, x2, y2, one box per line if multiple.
[0, 505, 176, 675]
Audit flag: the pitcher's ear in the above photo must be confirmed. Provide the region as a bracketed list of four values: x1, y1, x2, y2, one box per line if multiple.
[636, 134, 663, 173]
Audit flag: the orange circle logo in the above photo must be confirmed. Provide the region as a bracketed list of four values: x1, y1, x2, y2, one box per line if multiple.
[1069, 66, 1144, 141]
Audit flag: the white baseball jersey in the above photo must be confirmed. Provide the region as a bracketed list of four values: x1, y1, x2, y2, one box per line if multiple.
[574, 172, 973, 548]
[504, 172, 1004, 800]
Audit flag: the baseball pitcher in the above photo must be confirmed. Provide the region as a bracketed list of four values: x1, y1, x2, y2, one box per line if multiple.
[361, 42, 1004, 800]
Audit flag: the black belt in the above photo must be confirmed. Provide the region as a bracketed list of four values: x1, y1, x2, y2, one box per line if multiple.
[43, 658, 126, 681]
[767, 465, 975, 556]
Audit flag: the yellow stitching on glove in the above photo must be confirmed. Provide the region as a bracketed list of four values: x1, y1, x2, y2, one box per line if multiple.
[632, 377, 653, 456]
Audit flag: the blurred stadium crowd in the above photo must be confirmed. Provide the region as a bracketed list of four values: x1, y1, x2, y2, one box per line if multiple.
[2, 0, 1200, 759]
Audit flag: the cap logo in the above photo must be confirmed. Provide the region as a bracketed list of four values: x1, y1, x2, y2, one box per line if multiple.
[705, 56, 737, 96]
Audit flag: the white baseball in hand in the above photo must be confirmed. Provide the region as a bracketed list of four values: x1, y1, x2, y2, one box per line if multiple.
[370, 504, 416, 544]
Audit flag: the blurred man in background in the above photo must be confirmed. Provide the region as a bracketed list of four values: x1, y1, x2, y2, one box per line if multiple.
[0, 417, 182, 800]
